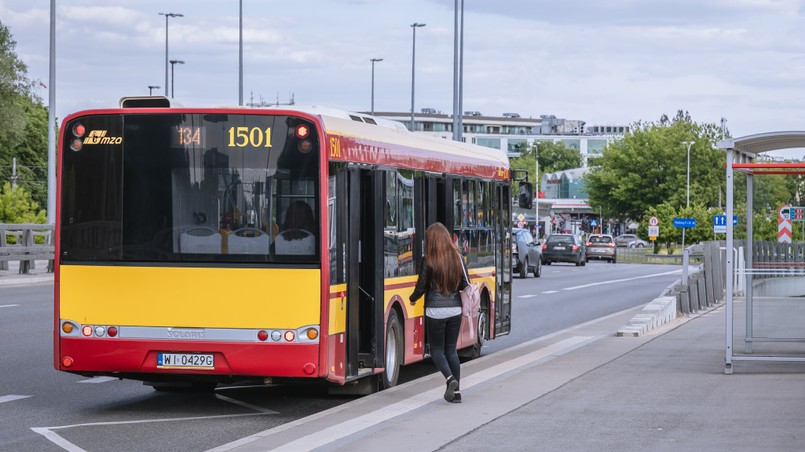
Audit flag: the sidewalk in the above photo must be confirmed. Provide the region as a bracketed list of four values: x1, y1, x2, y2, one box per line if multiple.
[0, 260, 53, 287]
[215, 300, 805, 452]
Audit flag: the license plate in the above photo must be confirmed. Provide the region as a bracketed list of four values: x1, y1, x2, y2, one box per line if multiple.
[554, 246, 566, 250]
[157, 353, 214, 369]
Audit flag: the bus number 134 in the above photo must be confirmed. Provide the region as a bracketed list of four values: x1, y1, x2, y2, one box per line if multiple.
[227, 126, 273, 148]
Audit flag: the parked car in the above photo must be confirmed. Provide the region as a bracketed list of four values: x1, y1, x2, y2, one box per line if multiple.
[541, 233, 586, 266]
[511, 227, 542, 278]
[614, 234, 648, 248]
[585, 234, 617, 263]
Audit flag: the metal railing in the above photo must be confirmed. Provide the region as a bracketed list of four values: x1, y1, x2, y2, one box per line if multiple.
[616, 247, 703, 265]
[0, 223, 55, 273]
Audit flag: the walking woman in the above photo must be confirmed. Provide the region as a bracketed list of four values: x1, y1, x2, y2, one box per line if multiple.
[409, 222, 469, 403]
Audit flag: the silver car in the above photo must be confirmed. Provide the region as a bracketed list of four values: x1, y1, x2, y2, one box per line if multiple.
[614, 234, 648, 248]
[512, 228, 542, 278]
[586, 234, 617, 263]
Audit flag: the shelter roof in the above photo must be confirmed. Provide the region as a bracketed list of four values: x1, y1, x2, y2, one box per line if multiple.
[717, 131, 805, 155]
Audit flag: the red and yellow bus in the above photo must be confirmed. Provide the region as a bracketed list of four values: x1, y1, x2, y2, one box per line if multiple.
[54, 97, 514, 391]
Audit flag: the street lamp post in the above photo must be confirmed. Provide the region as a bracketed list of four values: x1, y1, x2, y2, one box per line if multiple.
[169, 60, 184, 98]
[681, 140, 695, 249]
[370, 58, 383, 115]
[682, 140, 695, 208]
[158, 12, 183, 97]
[410, 22, 426, 131]
[148, 85, 161, 95]
[534, 142, 539, 239]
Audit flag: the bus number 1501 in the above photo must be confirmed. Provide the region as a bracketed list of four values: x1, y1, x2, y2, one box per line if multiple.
[228, 126, 273, 148]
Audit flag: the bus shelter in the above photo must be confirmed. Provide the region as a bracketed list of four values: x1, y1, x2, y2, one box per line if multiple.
[719, 132, 805, 374]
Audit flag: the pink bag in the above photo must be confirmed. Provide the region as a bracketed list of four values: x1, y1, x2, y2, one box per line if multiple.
[459, 255, 481, 338]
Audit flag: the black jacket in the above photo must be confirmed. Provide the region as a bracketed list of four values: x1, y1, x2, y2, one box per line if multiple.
[409, 256, 469, 309]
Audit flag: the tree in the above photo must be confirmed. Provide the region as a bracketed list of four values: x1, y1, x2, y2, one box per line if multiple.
[509, 141, 583, 192]
[535, 141, 583, 174]
[0, 21, 49, 208]
[584, 111, 725, 223]
[0, 182, 46, 224]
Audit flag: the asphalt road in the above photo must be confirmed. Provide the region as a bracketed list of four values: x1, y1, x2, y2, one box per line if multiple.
[0, 261, 682, 451]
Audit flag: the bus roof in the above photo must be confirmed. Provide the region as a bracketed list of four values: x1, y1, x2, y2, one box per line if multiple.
[72, 98, 511, 180]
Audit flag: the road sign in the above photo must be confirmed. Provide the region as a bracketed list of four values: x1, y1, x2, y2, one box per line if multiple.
[673, 217, 696, 229]
[713, 215, 737, 234]
[648, 216, 659, 226]
[779, 205, 792, 243]
[590, 219, 598, 227]
[791, 206, 805, 221]
[648, 225, 659, 240]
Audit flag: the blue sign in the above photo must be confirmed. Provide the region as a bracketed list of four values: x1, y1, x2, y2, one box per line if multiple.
[673, 217, 697, 228]
[713, 215, 738, 226]
[590, 219, 598, 227]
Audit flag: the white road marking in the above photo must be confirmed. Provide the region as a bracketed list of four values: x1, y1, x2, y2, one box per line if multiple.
[517, 294, 538, 299]
[0, 394, 31, 404]
[562, 269, 681, 291]
[32, 393, 278, 451]
[0, 304, 20, 308]
[77, 376, 117, 384]
[541, 290, 559, 294]
[260, 336, 592, 452]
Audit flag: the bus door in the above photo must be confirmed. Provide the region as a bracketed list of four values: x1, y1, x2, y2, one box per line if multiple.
[495, 183, 512, 336]
[343, 167, 384, 380]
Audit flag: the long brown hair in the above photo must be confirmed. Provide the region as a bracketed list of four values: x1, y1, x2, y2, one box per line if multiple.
[425, 222, 463, 295]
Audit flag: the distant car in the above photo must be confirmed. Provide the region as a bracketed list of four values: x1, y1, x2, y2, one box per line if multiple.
[511, 228, 542, 278]
[541, 234, 586, 266]
[614, 234, 648, 248]
[586, 234, 617, 263]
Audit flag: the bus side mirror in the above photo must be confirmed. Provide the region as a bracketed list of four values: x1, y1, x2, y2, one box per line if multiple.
[518, 182, 533, 208]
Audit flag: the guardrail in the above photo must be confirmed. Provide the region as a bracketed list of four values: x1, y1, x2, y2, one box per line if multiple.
[616, 247, 703, 265]
[0, 223, 55, 274]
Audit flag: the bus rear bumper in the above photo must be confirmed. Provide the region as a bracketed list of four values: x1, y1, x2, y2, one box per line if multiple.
[57, 338, 320, 380]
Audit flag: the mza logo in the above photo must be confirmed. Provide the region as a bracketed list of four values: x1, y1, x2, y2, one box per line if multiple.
[83, 130, 122, 145]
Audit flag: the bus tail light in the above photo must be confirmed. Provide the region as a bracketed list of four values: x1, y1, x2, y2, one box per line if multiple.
[62, 357, 74, 368]
[70, 138, 83, 152]
[72, 122, 86, 137]
[295, 124, 309, 138]
[82, 325, 93, 336]
[298, 139, 312, 153]
[284, 330, 296, 342]
[62, 322, 75, 334]
[257, 330, 268, 341]
[306, 328, 318, 340]
[107, 326, 118, 337]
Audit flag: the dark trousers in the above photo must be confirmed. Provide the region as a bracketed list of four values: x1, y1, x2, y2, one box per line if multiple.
[426, 314, 462, 382]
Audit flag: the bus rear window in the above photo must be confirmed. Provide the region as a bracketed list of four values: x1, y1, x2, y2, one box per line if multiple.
[60, 113, 320, 264]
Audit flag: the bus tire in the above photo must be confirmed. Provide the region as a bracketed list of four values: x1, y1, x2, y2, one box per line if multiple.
[381, 309, 403, 389]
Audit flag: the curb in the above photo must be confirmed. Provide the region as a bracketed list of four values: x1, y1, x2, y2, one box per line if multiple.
[616, 295, 677, 337]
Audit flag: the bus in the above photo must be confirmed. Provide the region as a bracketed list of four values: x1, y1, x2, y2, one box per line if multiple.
[54, 96, 514, 392]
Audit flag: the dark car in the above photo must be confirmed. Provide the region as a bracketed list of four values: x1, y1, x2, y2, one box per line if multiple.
[512, 228, 542, 278]
[541, 233, 586, 266]
[585, 234, 617, 263]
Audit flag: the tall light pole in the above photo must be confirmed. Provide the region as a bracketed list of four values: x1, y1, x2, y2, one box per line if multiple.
[159, 12, 183, 97]
[452, 0, 464, 142]
[148, 85, 161, 95]
[410, 22, 426, 131]
[682, 140, 695, 250]
[534, 142, 540, 239]
[170, 60, 184, 98]
[370, 58, 383, 115]
[238, 0, 243, 106]
[682, 141, 695, 208]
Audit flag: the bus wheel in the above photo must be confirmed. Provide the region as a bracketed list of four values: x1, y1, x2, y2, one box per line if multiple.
[467, 308, 488, 360]
[381, 309, 403, 389]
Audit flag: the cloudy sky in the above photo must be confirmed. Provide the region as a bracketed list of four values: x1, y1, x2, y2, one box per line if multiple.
[2, 0, 805, 142]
